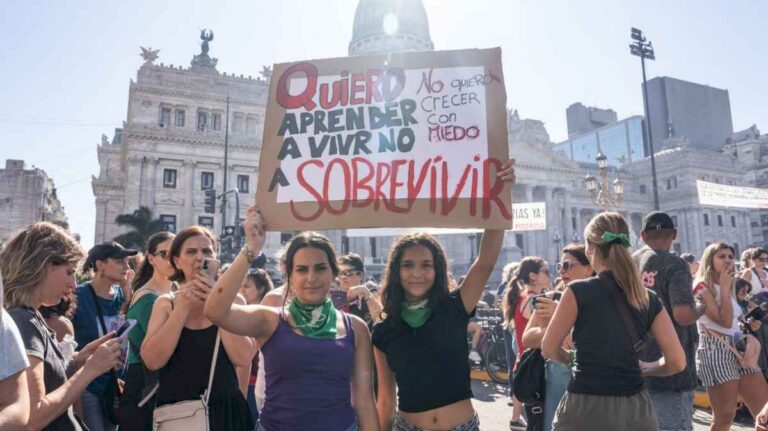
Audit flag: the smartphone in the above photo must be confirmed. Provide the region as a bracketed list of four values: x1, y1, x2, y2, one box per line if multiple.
[530, 293, 547, 309]
[330, 289, 348, 310]
[115, 319, 138, 341]
[202, 258, 220, 280]
[552, 292, 562, 301]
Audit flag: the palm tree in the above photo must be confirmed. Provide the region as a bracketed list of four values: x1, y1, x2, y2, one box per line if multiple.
[113, 206, 166, 249]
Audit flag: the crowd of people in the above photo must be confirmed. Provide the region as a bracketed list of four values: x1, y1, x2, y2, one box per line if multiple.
[2, 159, 768, 430]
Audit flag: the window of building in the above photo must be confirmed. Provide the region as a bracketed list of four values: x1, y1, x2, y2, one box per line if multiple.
[571, 217, 577, 231]
[237, 174, 249, 193]
[161, 215, 177, 233]
[731, 215, 737, 227]
[201, 172, 214, 190]
[370, 237, 377, 259]
[734, 243, 740, 257]
[762, 214, 768, 227]
[198, 216, 214, 229]
[515, 234, 524, 249]
[341, 235, 349, 254]
[639, 184, 647, 194]
[163, 169, 177, 188]
[197, 111, 208, 132]
[703, 213, 710, 226]
[280, 232, 293, 244]
[212, 113, 222, 131]
[160, 107, 171, 127]
[717, 215, 723, 227]
[175, 110, 185, 127]
[666, 179, 672, 190]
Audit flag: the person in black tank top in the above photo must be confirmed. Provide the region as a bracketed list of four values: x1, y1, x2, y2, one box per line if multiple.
[541, 212, 685, 431]
[141, 226, 257, 431]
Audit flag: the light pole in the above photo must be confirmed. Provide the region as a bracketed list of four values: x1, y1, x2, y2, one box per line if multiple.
[553, 231, 562, 266]
[584, 152, 624, 211]
[629, 27, 660, 210]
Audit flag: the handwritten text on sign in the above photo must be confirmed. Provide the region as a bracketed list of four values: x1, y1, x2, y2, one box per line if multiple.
[258, 49, 510, 230]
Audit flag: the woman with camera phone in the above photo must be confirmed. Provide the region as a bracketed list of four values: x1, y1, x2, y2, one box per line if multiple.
[204, 206, 378, 431]
[141, 226, 257, 431]
[522, 243, 594, 431]
[695, 242, 768, 431]
[542, 212, 685, 430]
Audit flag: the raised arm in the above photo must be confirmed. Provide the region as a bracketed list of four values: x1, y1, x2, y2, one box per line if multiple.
[699, 270, 734, 329]
[459, 160, 515, 314]
[205, 205, 278, 343]
[219, 293, 258, 368]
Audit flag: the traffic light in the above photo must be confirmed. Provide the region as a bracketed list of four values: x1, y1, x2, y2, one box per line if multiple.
[204, 189, 217, 214]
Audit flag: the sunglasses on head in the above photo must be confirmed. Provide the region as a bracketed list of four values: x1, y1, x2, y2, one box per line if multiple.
[339, 269, 361, 277]
[556, 261, 579, 272]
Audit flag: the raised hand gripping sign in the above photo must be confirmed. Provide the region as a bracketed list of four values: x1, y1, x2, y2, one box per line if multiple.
[257, 48, 511, 230]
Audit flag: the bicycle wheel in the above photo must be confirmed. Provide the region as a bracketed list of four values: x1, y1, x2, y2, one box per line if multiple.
[484, 340, 509, 384]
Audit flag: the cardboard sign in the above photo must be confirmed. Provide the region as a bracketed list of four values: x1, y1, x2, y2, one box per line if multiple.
[697, 180, 768, 209]
[257, 48, 511, 230]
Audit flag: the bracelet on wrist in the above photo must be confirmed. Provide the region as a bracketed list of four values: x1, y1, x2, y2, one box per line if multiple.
[241, 244, 257, 264]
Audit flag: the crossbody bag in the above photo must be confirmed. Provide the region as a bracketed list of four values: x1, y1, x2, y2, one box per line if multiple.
[87, 284, 123, 425]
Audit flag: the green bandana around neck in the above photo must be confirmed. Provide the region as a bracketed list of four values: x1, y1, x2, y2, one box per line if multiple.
[288, 297, 338, 339]
[401, 298, 432, 328]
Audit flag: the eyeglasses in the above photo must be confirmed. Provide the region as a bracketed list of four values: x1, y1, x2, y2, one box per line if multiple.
[556, 261, 580, 272]
[154, 250, 169, 259]
[339, 269, 361, 278]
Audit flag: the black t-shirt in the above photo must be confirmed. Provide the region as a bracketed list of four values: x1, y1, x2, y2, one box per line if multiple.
[633, 246, 697, 392]
[568, 274, 664, 396]
[9, 307, 83, 431]
[371, 290, 475, 413]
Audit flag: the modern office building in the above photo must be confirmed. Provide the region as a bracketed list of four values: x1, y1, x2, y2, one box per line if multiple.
[645, 76, 734, 151]
[552, 116, 646, 167]
[566, 103, 618, 136]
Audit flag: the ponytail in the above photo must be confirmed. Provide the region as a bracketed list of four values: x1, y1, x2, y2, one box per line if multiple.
[503, 277, 521, 325]
[502, 256, 546, 325]
[131, 231, 174, 293]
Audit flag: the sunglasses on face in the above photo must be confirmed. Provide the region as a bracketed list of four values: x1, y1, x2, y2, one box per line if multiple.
[556, 261, 579, 272]
[339, 269, 361, 277]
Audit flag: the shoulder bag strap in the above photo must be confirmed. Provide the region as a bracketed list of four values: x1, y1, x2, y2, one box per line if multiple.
[87, 284, 110, 335]
[203, 330, 221, 406]
[753, 268, 766, 289]
[600, 277, 644, 353]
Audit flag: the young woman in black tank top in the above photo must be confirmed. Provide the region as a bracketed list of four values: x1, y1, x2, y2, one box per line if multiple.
[141, 226, 257, 431]
[372, 160, 516, 431]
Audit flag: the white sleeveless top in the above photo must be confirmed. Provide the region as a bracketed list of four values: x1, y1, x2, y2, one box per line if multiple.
[749, 268, 768, 295]
[697, 282, 742, 336]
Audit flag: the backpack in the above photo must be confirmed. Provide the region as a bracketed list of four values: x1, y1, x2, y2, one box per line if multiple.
[512, 348, 546, 431]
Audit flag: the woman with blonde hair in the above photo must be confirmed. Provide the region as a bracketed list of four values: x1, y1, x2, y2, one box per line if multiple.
[695, 242, 768, 431]
[1, 222, 121, 430]
[542, 212, 685, 430]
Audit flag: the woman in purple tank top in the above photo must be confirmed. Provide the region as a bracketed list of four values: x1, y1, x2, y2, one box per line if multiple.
[205, 206, 379, 431]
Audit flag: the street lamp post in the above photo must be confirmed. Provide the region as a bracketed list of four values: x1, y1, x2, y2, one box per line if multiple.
[553, 231, 562, 266]
[629, 27, 660, 210]
[584, 152, 624, 211]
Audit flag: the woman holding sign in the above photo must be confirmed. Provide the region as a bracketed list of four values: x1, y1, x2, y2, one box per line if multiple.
[204, 210, 379, 431]
[371, 159, 515, 431]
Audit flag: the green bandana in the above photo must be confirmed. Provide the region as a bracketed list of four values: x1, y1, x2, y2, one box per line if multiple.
[401, 299, 432, 328]
[288, 297, 338, 339]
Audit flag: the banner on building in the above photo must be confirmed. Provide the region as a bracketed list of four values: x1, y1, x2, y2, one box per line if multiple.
[345, 202, 546, 237]
[697, 180, 768, 209]
[256, 48, 510, 230]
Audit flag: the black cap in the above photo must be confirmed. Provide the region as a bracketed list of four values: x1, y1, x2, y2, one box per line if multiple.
[642, 211, 675, 231]
[84, 241, 139, 271]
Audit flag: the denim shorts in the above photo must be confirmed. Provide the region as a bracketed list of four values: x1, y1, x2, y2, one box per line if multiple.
[649, 390, 694, 431]
[393, 413, 480, 431]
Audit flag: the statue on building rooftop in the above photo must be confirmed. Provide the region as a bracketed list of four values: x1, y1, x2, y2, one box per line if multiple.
[191, 29, 218, 72]
[140, 47, 160, 64]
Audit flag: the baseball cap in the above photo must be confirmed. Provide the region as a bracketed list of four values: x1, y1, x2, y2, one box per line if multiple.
[84, 241, 139, 271]
[642, 211, 675, 231]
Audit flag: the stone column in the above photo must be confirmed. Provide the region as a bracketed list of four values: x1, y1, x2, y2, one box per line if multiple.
[563, 191, 573, 245]
[183, 161, 195, 227]
[524, 184, 535, 256]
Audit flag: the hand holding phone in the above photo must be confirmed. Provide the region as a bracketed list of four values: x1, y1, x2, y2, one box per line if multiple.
[115, 319, 138, 341]
[201, 258, 220, 280]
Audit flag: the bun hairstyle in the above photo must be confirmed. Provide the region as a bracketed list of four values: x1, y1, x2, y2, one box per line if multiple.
[584, 212, 648, 310]
[502, 257, 546, 325]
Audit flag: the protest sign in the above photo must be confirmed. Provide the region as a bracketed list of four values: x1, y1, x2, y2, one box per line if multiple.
[256, 48, 511, 230]
[697, 180, 768, 209]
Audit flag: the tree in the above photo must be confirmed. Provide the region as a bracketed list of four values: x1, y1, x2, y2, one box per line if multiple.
[113, 206, 165, 249]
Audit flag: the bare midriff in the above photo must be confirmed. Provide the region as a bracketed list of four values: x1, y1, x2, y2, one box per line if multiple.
[399, 398, 474, 430]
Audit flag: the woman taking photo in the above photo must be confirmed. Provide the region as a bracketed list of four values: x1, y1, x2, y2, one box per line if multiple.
[542, 212, 685, 431]
[522, 243, 594, 431]
[205, 207, 378, 431]
[118, 231, 175, 431]
[695, 242, 768, 431]
[1, 222, 121, 430]
[141, 226, 256, 431]
[370, 160, 515, 431]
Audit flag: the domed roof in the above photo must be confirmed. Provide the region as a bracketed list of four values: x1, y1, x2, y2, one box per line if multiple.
[349, 0, 434, 56]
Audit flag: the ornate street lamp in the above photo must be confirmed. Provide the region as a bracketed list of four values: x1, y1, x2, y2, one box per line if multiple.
[584, 152, 624, 211]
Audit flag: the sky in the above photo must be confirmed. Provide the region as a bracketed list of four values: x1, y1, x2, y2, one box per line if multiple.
[1, 0, 766, 249]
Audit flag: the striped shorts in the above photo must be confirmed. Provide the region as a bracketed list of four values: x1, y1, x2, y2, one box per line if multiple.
[696, 332, 760, 387]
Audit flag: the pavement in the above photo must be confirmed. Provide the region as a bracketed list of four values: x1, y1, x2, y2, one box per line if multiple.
[469, 379, 754, 430]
